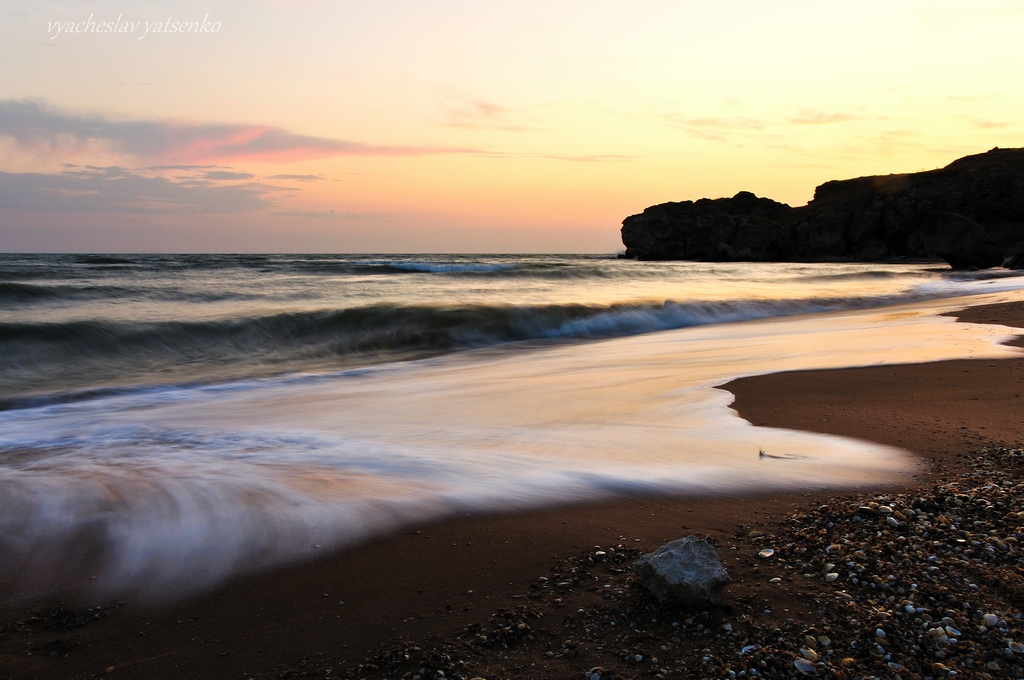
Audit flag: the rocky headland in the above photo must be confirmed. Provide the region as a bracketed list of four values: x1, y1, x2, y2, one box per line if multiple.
[621, 147, 1024, 269]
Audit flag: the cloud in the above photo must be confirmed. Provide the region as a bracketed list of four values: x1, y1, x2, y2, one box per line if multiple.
[0, 99, 637, 180]
[141, 164, 220, 170]
[0, 166, 274, 213]
[266, 174, 326, 182]
[203, 170, 257, 180]
[789, 110, 860, 125]
[952, 115, 1013, 130]
[530, 153, 634, 163]
[659, 114, 768, 142]
[946, 94, 995, 103]
[435, 99, 531, 132]
[0, 99, 483, 164]
[272, 209, 390, 220]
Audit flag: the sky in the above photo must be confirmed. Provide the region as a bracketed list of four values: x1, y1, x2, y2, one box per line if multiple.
[1, 1, 1023, 253]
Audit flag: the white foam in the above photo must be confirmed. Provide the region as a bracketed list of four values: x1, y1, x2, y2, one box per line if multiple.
[366, 259, 518, 273]
[1, 292, 1023, 601]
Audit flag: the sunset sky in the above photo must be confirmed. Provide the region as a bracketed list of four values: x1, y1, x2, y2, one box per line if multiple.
[2, 0, 1023, 252]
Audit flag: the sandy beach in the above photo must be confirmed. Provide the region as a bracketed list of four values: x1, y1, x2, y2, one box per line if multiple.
[1, 300, 1023, 680]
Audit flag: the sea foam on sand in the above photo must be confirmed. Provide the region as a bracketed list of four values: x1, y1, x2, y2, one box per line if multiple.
[1, 293, 1022, 601]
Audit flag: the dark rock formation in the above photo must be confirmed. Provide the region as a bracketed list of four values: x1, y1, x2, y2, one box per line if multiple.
[633, 536, 731, 607]
[621, 147, 1024, 269]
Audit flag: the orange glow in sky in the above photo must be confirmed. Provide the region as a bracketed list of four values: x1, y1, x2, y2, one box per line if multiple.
[2, 1, 1023, 252]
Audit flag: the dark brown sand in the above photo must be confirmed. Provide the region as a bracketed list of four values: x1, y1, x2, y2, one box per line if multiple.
[1, 301, 1022, 680]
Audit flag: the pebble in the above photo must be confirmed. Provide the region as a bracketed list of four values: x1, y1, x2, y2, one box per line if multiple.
[793, 658, 818, 676]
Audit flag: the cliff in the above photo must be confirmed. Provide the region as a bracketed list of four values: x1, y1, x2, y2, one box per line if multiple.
[621, 147, 1024, 269]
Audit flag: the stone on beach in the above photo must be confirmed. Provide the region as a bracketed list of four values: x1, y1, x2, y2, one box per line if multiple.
[633, 536, 731, 606]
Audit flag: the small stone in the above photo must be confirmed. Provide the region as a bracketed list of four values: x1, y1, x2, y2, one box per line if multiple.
[825, 573, 839, 582]
[769, 577, 782, 584]
[983, 613, 999, 626]
[793, 658, 818, 676]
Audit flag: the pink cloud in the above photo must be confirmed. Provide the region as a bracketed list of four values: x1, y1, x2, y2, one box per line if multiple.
[0, 100, 480, 165]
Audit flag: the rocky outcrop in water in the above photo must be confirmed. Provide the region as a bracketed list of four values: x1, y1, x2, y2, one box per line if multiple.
[621, 147, 1024, 269]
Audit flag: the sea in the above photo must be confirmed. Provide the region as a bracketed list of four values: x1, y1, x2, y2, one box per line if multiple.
[2, 253, 1024, 601]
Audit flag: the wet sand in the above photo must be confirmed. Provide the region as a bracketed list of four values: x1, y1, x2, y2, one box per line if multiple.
[1, 301, 1022, 679]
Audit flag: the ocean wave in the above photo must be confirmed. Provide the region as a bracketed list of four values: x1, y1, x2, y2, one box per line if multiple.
[358, 259, 519, 274]
[0, 282, 60, 302]
[795, 269, 928, 283]
[0, 295, 919, 405]
[0, 281, 262, 305]
[0, 254, 726, 284]
[0, 296, 890, 355]
[76, 255, 136, 265]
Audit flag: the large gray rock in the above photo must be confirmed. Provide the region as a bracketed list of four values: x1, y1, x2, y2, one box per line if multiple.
[633, 536, 731, 607]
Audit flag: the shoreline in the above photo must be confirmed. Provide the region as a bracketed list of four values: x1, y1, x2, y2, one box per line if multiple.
[2, 301, 1023, 679]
